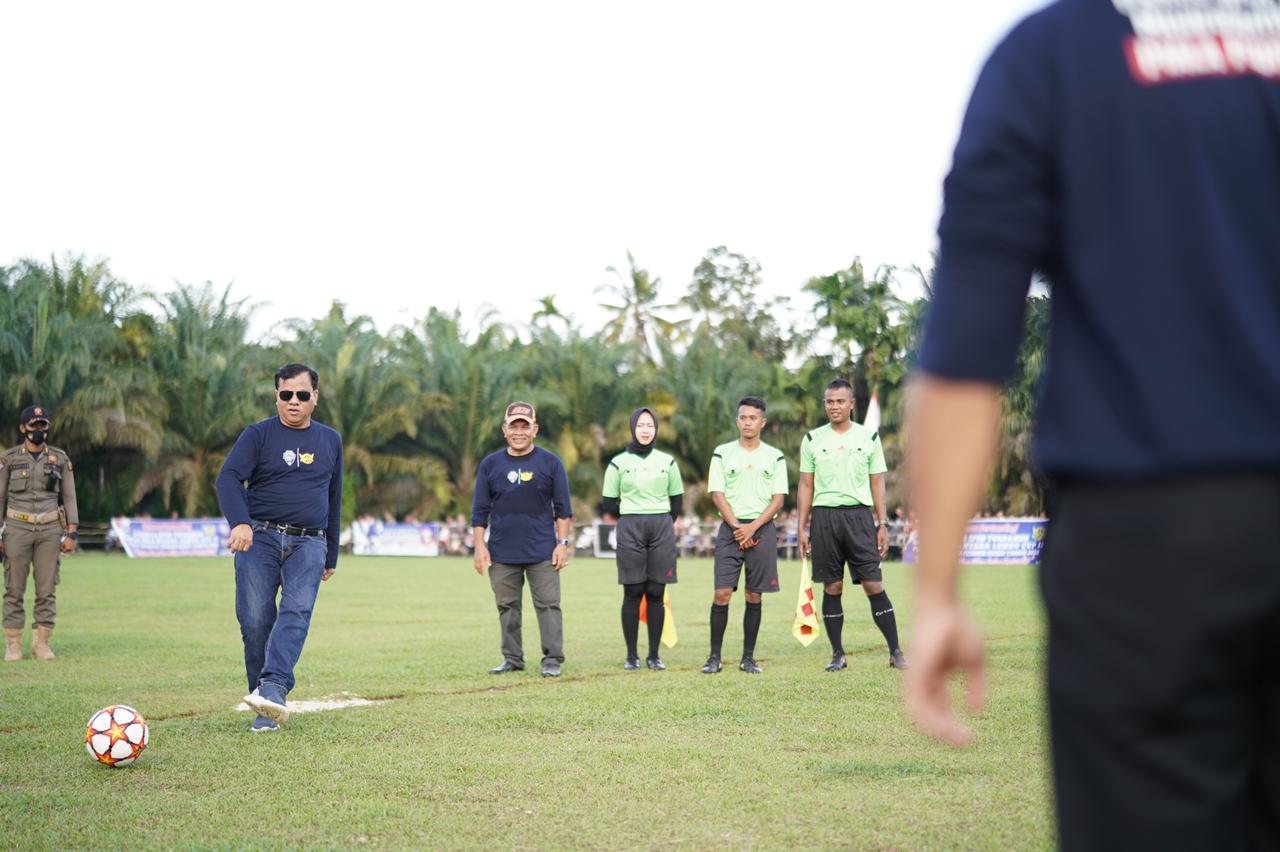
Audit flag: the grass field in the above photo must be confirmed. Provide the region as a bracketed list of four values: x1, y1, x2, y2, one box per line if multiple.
[0, 554, 1051, 849]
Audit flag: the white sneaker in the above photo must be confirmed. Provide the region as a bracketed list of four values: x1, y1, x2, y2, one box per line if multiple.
[243, 687, 290, 724]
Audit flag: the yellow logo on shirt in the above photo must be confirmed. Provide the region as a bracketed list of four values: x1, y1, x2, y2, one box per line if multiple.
[519, 470, 533, 482]
[299, 453, 315, 465]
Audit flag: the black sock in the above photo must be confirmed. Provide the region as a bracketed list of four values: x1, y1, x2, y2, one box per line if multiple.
[710, 603, 729, 657]
[645, 593, 664, 658]
[868, 591, 900, 654]
[621, 585, 643, 659]
[743, 602, 762, 658]
[823, 592, 844, 655]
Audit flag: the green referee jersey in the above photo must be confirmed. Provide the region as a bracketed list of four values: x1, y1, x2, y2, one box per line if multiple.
[799, 421, 886, 507]
[602, 449, 683, 515]
[706, 440, 789, 519]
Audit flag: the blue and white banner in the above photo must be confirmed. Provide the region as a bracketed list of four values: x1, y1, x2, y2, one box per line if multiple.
[902, 518, 1048, 565]
[111, 517, 231, 558]
[351, 521, 441, 557]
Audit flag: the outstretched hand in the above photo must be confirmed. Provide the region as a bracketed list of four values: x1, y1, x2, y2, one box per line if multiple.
[904, 601, 987, 746]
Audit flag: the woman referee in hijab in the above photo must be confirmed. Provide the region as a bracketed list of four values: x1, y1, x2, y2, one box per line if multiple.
[601, 407, 684, 670]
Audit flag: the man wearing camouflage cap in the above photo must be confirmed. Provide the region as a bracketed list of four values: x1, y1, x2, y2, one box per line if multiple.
[1, 405, 78, 661]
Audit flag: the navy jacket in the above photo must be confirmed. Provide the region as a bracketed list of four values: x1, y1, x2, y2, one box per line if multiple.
[920, 0, 1280, 477]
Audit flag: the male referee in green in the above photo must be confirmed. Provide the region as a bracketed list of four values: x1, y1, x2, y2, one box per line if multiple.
[702, 396, 788, 674]
[797, 378, 905, 671]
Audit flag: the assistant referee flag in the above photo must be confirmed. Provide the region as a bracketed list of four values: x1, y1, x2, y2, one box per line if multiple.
[792, 559, 820, 646]
[638, 590, 678, 648]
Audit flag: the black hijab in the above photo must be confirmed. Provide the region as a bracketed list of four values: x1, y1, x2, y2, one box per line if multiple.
[626, 407, 658, 457]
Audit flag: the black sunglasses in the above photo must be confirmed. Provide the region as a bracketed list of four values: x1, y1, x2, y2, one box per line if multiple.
[277, 390, 313, 402]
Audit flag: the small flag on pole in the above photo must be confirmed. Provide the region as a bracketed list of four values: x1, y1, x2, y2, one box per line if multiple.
[792, 559, 820, 646]
[639, 588, 679, 648]
[864, 390, 881, 434]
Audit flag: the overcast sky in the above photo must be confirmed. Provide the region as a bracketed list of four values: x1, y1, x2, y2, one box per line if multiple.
[1, 1, 1045, 338]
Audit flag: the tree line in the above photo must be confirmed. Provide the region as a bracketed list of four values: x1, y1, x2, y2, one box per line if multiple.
[0, 250, 1049, 525]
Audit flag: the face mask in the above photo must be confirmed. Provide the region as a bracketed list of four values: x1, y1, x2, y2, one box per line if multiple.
[26, 429, 47, 445]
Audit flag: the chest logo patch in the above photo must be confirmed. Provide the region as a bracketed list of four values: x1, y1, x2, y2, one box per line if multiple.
[299, 453, 315, 465]
[282, 450, 297, 466]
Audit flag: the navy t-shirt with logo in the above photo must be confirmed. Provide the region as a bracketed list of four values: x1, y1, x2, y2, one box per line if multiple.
[471, 446, 573, 565]
[920, 0, 1280, 477]
[215, 416, 345, 567]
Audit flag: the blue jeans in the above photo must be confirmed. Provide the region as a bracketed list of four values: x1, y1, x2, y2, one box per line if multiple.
[234, 526, 327, 695]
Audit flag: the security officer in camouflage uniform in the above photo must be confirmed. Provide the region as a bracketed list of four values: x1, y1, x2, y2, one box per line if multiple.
[1, 405, 78, 661]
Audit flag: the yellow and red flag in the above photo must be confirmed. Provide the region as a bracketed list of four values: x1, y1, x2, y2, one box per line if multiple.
[639, 588, 678, 648]
[792, 558, 820, 646]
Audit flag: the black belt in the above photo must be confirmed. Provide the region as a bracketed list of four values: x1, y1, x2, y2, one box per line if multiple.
[814, 504, 870, 511]
[254, 520, 326, 538]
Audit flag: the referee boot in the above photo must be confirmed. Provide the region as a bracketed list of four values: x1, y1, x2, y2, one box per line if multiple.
[738, 655, 763, 674]
[889, 650, 908, 670]
[646, 657, 666, 671]
[825, 653, 847, 672]
[624, 657, 642, 671]
[700, 654, 722, 674]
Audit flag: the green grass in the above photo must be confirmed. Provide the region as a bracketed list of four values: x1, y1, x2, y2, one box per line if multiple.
[1, 555, 1051, 849]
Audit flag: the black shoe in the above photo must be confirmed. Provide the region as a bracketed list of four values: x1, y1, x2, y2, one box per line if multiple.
[646, 657, 666, 671]
[739, 656, 762, 674]
[489, 660, 524, 674]
[624, 657, 642, 670]
[700, 655, 722, 674]
[825, 653, 847, 672]
[541, 660, 562, 678]
[889, 650, 908, 671]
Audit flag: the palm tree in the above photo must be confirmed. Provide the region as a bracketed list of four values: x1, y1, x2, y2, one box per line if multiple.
[0, 257, 161, 454]
[653, 330, 772, 509]
[515, 324, 637, 512]
[681, 246, 790, 360]
[990, 293, 1051, 514]
[803, 258, 910, 420]
[283, 302, 446, 523]
[597, 252, 684, 364]
[402, 308, 517, 513]
[132, 283, 268, 516]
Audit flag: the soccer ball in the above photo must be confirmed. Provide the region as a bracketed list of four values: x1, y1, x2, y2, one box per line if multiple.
[84, 705, 149, 767]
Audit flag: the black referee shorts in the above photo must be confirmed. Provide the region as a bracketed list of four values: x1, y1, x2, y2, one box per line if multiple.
[809, 505, 880, 585]
[1041, 473, 1280, 850]
[713, 520, 780, 593]
[614, 513, 678, 585]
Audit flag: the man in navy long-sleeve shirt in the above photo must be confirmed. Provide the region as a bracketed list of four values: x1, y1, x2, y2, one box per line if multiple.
[905, 1, 1280, 847]
[472, 401, 573, 678]
[215, 362, 344, 732]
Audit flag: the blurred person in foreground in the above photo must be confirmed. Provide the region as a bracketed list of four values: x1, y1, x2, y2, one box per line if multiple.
[905, 1, 1280, 847]
[216, 363, 344, 732]
[472, 402, 573, 678]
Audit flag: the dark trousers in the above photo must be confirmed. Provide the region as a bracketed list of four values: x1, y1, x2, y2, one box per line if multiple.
[1042, 473, 1280, 851]
[489, 561, 563, 666]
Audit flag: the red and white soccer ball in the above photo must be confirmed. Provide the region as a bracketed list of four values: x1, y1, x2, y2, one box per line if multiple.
[84, 705, 149, 767]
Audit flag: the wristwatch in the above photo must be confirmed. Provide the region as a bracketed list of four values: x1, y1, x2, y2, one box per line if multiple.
[557, 538, 571, 546]
[877, 520, 889, 528]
